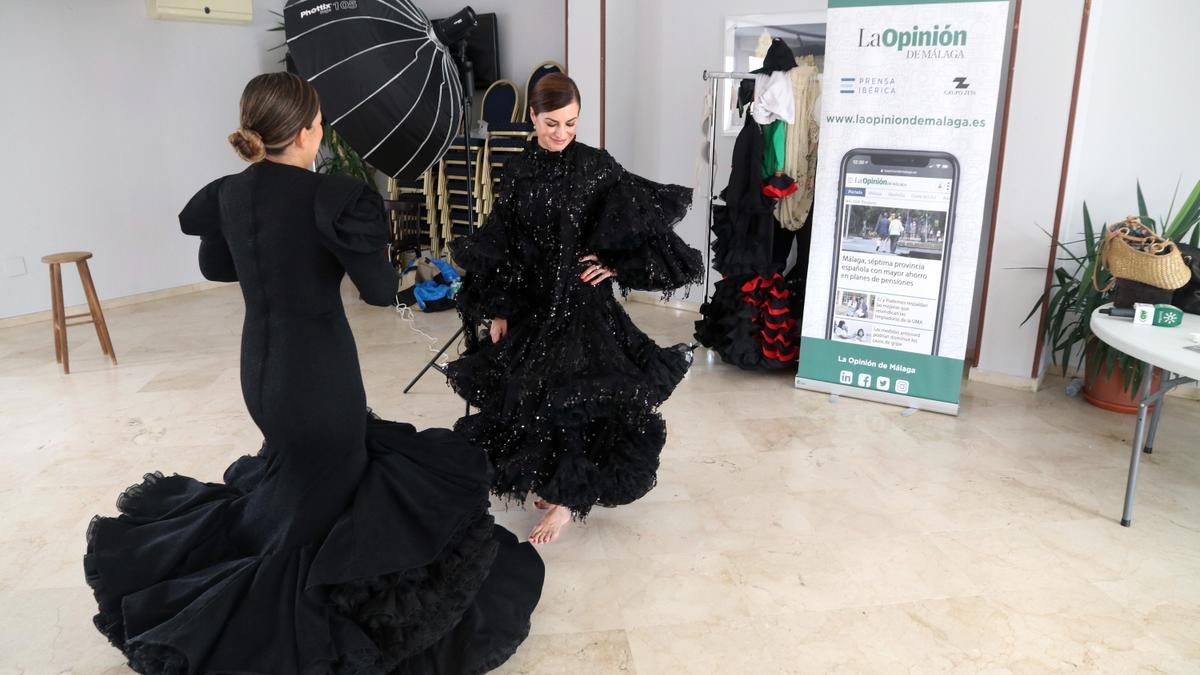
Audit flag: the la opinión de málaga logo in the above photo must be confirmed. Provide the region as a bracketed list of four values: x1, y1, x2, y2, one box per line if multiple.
[858, 24, 968, 59]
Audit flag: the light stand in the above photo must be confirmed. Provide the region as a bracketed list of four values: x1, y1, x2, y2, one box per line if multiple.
[403, 13, 479, 410]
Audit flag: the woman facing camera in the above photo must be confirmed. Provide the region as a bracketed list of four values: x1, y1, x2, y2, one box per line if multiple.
[84, 72, 543, 674]
[447, 74, 704, 544]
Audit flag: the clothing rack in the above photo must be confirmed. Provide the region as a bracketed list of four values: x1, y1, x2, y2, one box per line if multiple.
[700, 70, 757, 304]
[699, 66, 820, 301]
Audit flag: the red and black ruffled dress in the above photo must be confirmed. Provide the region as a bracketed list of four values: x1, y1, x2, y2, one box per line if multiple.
[446, 139, 703, 519]
[695, 273, 798, 368]
[84, 163, 543, 674]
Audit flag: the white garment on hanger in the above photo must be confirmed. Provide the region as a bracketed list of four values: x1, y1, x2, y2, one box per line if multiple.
[776, 62, 821, 231]
[751, 71, 795, 125]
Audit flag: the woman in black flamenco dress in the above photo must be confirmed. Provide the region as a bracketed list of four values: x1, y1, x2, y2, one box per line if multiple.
[84, 73, 543, 674]
[446, 75, 704, 544]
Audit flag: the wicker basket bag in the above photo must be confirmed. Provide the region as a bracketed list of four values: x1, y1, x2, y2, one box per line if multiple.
[1094, 216, 1192, 292]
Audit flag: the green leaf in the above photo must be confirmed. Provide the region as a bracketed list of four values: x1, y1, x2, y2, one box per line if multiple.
[1103, 342, 1117, 379]
[1082, 203, 1097, 259]
[1022, 293, 1045, 326]
[1136, 181, 1149, 222]
[1167, 179, 1200, 241]
[1163, 176, 1180, 231]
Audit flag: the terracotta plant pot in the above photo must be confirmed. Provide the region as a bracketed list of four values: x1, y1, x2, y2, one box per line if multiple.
[1081, 350, 1160, 414]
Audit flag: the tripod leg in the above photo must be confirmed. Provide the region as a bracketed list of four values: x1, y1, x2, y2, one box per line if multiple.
[404, 326, 465, 393]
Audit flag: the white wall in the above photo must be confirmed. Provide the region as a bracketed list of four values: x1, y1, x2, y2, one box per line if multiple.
[603, 0, 638, 164]
[972, 0, 1086, 380]
[0, 0, 282, 319]
[567, 0, 602, 148]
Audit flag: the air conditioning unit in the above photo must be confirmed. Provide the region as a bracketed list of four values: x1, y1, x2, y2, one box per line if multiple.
[146, 0, 253, 25]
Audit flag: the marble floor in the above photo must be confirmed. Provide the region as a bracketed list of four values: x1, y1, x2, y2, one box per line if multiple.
[1, 285, 1199, 674]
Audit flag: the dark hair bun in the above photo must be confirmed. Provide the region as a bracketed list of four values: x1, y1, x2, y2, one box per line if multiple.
[229, 127, 267, 162]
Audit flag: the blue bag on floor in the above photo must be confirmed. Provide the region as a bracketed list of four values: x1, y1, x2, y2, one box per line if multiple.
[395, 257, 459, 312]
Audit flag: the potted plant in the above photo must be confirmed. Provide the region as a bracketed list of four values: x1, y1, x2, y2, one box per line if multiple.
[1026, 181, 1200, 412]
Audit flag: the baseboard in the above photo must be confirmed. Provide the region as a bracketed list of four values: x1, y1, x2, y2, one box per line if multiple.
[1054, 364, 1200, 401]
[968, 365, 1200, 401]
[1167, 385, 1200, 401]
[624, 291, 702, 314]
[967, 367, 1041, 392]
[0, 281, 224, 328]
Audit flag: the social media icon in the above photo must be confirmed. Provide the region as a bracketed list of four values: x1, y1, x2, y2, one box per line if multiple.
[857, 373, 872, 388]
[876, 376, 891, 391]
[839, 370, 853, 385]
[895, 379, 910, 394]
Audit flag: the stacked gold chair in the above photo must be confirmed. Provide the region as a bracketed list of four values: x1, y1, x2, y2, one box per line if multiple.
[386, 168, 439, 257]
[437, 134, 487, 249]
[477, 78, 527, 216]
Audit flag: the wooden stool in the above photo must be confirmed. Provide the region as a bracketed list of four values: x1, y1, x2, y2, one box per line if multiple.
[41, 251, 117, 374]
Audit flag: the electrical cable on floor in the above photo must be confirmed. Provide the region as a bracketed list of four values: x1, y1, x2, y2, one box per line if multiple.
[394, 303, 441, 353]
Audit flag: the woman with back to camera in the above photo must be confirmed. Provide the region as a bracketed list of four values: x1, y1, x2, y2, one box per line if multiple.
[446, 74, 704, 544]
[84, 72, 543, 674]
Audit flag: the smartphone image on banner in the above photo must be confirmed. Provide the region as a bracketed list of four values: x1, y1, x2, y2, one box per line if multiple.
[826, 149, 959, 356]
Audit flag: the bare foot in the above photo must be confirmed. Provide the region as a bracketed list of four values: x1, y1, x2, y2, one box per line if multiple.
[533, 498, 551, 510]
[528, 505, 571, 544]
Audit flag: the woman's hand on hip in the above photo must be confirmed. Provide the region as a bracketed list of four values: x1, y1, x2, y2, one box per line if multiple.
[579, 254, 616, 286]
[489, 317, 508, 343]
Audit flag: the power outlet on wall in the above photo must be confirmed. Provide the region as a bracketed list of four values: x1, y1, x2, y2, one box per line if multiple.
[4, 256, 27, 278]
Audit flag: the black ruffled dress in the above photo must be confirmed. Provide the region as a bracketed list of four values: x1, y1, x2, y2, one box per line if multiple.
[446, 140, 703, 519]
[694, 111, 801, 370]
[84, 161, 543, 674]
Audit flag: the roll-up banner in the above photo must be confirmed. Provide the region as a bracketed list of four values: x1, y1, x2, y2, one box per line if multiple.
[797, 0, 1011, 415]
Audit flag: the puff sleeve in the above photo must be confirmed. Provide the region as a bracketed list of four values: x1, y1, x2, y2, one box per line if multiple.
[179, 177, 238, 282]
[314, 175, 399, 307]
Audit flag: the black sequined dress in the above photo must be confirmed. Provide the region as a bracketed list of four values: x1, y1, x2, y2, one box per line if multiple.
[446, 140, 703, 518]
[84, 162, 543, 674]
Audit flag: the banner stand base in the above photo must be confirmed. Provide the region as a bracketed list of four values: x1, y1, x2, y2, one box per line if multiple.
[795, 378, 960, 416]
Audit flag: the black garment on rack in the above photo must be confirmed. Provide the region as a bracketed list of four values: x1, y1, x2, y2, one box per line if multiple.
[711, 116, 775, 278]
[773, 209, 814, 280]
[697, 96, 799, 369]
[773, 210, 813, 328]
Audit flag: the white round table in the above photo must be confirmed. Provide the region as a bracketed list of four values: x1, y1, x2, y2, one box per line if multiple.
[1090, 304, 1200, 526]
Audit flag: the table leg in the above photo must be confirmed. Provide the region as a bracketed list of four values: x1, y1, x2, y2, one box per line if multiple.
[1143, 371, 1168, 454]
[1121, 362, 1156, 527]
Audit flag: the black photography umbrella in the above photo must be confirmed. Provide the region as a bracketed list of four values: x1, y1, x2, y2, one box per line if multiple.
[284, 0, 474, 179]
